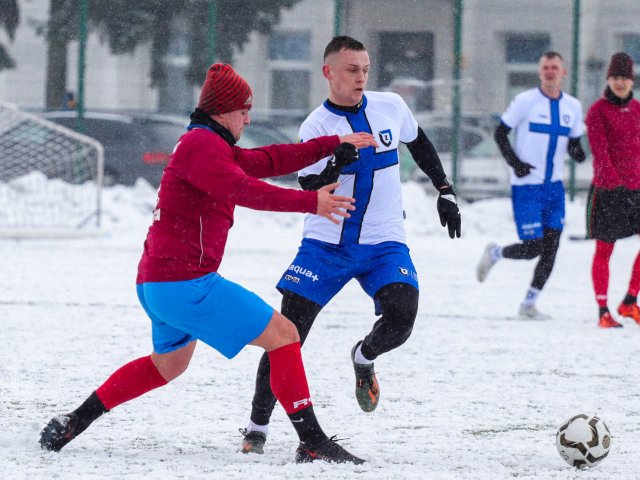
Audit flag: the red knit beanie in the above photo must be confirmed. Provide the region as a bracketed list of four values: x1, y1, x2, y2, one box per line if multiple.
[607, 52, 634, 80]
[197, 63, 253, 115]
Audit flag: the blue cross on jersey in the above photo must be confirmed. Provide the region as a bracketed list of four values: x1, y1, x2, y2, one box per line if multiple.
[323, 97, 398, 244]
[528, 95, 571, 183]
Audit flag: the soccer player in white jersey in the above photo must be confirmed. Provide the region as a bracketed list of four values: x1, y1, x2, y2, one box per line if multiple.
[476, 51, 586, 319]
[240, 36, 461, 454]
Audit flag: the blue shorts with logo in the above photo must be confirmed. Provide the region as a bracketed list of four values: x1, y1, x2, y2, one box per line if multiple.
[137, 272, 273, 358]
[511, 180, 565, 240]
[276, 238, 419, 313]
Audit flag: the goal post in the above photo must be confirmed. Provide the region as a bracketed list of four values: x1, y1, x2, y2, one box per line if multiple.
[0, 100, 104, 238]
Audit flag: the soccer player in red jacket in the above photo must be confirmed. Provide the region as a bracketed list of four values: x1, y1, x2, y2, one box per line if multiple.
[39, 63, 377, 464]
[586, 52, 640, 328]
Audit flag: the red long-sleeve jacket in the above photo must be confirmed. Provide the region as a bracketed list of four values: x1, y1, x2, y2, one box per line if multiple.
[585, 96, 640, 189]
[136, 127, 339, 283]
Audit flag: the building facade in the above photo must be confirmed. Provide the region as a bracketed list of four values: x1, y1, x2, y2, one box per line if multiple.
[2, 0, 640, 118]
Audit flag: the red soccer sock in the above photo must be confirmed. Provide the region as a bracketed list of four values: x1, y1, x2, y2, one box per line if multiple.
[628, 251, 640, 298]
[592, 240, 614, 308]
[268, 342, 312, 415]
[95, 355, 167, 410]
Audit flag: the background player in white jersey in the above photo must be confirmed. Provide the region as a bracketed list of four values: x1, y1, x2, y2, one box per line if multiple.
[240, 36, 461, 454]
[476, 51, 586, 319]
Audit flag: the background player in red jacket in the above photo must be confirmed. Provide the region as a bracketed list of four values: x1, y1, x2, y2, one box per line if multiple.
[39, 63, 377, 464]
[586, 52, 640, 328]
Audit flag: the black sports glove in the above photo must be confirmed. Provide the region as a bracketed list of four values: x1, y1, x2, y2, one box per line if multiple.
[331, 142, 359, 169]
[512, 160, 535, 178]
[568, 137, 586, 163]
[437, 185, 461, 239]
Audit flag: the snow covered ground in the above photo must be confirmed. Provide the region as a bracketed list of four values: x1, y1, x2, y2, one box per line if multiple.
[1, 180, 639, 479]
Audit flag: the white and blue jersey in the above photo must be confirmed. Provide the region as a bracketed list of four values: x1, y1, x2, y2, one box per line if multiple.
[276, 92, 420, 305]
[501, 88, 584, 186]
[501, 88, 584, 239]
[298, 91, 418, 245]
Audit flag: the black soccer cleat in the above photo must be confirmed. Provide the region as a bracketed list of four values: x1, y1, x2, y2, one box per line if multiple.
[239, 428, 267, 454]
[351, 341, 380, 412]
[39, 413, 81, 452]
[295, 435, 365, 464]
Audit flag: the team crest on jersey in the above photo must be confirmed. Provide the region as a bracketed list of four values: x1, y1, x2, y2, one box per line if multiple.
[378, 129, 392, 147]
[562, 114, 570, 124]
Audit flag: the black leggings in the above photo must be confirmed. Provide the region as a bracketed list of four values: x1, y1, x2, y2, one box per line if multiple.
[249, 282, 419, 426]
[501, 228, 561, 290]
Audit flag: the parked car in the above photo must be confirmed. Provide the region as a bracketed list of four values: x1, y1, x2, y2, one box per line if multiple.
[42, 112, 188, 186]
[42, 110, 319, 186]
[236, 121, 293, 149]
[398, 122, 490, 188]
[236, 119, 300, 182]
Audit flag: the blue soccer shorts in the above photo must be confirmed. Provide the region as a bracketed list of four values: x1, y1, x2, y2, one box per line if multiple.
[511, 181, 565, 240]
[137, 272, 274, 359]
[276, 238, 419, 313]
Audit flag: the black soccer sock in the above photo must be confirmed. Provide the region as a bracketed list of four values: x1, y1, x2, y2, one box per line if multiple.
[599, 306, 609, 317]
[72, 391, 109, 435]
[287, 405, 327, 446]
[531, 229, 561, 290]
[622, 294, 637, 305]
[362, 283, 419, 360]
[502, 238, 544, 260]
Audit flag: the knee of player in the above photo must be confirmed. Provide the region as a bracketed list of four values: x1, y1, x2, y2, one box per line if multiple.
[385, 303, 418, 343]
[168, 363, 190, 381]
[277, 314, 301, 344]
[524, 238, 545, 258]
[155, 358, 190, 382]
[543, 229, 561, 251]
[394, 322, 415, 344]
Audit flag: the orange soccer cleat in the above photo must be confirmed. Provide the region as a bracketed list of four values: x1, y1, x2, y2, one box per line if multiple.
[598, 312, 623, 329]
[618, 303, 640, 325]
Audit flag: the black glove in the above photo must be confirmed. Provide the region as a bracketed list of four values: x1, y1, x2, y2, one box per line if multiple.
[331, 142, 359, 169]
[437, 185, 461, 239]
[512, 160, 535, 178]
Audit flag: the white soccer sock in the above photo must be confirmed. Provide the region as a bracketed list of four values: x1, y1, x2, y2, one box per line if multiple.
[522, 287, 541, 307]
[247, 420, 269, 435]
[490, 245, 503, 262]
[354, 343, 373, 365]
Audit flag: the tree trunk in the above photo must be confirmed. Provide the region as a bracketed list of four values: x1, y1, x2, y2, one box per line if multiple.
[45, 0, 69, 110]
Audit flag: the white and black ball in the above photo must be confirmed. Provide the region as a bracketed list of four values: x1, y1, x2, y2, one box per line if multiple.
[556, 414, 611, 469]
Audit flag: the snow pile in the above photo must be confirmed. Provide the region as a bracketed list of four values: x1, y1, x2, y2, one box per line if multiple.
[1, 181, 639, 479]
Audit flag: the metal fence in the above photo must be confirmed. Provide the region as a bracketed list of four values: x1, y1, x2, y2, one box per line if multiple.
[2, 0, 639, 199]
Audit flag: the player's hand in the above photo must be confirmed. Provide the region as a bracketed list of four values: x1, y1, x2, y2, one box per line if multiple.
[331, 142, 360, 169]
[316, 183, 355, 225]
[437, 185, 461, 239]
[512, 160, 535, 177]
[338, 132, 378, 149]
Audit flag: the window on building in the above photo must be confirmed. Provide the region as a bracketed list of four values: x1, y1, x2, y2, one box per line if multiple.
[378, 32, 434, 111]
[504, 33, 551, 103]
[507, 72, 540, 102]
[620, 34, 640, 63]
[618, 34, 640, 98]
[505, 34, 551, 64]
[268, 31, 311, 61]
[267, 31, 312, 112]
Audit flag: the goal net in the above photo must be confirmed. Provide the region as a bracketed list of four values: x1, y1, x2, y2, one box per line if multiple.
[0, 100, 104, 238]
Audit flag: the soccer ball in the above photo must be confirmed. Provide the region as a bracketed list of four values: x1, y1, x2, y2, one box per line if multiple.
[555, 414, 611, 468]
